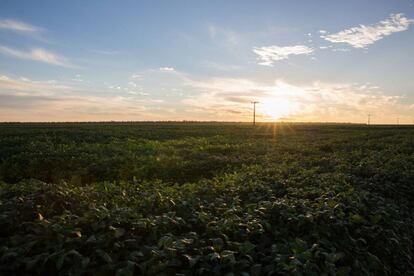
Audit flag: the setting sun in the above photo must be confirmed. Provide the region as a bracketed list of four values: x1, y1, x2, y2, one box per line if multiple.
[259, 98, 298, 120]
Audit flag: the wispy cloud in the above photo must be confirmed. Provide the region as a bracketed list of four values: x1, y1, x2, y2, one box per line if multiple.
[71, 74, 83, 82]
[0, 74, 169, 122]
[91, 49, 119, 55]
[319, 45, 333, 50]
[0, 19, 74, 67]
[0, 74, 69, 95]
[105, 80, 148, 96]
[208, 24, 240, 47]
[0, 44, 75, 67]
[131, 74, 143, 80]
[181, 76, 409, 122]
[1, 72, 410, 123]
[0, 19, 42, 34]
[253, 45, 314, 66]
[159, 67, 175, 72]
[201, 61, 241, 72]
[321, 13, 414, 48]
[0, 93, 154, 122]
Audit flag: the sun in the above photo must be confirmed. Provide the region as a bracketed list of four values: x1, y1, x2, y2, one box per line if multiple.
[259, 98, 298, 120]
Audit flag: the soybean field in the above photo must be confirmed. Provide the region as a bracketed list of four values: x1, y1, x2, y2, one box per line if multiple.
[0, 122, 413, 275]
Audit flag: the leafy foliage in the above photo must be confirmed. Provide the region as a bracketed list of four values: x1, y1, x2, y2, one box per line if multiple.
[0, 123, 413, 275]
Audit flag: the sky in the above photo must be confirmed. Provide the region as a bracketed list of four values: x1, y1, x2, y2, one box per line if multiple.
[0, 0, 414, 123]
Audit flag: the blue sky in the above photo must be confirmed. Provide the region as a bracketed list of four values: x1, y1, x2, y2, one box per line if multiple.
[0, 0, 413, 123]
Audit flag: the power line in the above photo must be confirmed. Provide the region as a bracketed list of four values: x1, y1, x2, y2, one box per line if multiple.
[251, 101, 259, 126]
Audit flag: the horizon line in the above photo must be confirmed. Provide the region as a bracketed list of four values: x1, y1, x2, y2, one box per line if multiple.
[0, 120, 413, 126]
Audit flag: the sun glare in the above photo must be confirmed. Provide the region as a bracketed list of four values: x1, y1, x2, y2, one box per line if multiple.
[259, 98, 298, 120]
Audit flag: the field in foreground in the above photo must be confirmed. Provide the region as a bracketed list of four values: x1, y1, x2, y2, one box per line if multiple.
[0, 122, 413, 275]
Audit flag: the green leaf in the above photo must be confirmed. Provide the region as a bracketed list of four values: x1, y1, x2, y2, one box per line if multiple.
[251, 264, 262, 276]
[350, 214, 364, 223]
[210, 238, 224, 251]
[96, 249, 112, 263]
[183, 254, 199, 267]
[239, 241, 256, 254]
[67, 249, 82, 259]
[370, 214, 382, 224]
[291, 238, 307, 253]
[367, 252, 381, 270]
[221, 250, 236, 264]
[114, 227, 126, 238]
[71, 230, 82, 238]
[56, 254, 65, 270]
[337, 266, 351, 276]
[116, 261, 135, 276]
[158, 235, 174, 248]
[81, 257, 90, 268]
[208, 252, 220, 262]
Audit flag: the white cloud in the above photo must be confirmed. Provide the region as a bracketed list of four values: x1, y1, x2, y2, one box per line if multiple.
[208, 24, 239, 46]
[319, 45, 333, 50]
[1, 73, 411, 123]
[0, 19, 41, 34]
[71, 74, 83, 82]
[0, 44, 75, 67]
[159, 67, 175, 72]
[91, 49, 119, 55]
[0, 74, 170, 122]
[127, 81, 138, 87]
[253, 45, 314, 66]
[182, 76, 409, 123]
[333, 48, 351, 52]
[321, 13, 414, 48]
[201, 61, 241, 71]
[0, 94, 153, 122]
[0, 74, 69, 95]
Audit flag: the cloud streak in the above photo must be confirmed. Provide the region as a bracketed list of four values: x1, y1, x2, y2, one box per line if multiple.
[0, 74, 171, 122]
[159, 67, 175, 72]
[0, 75, 69, 95]
[321, 13, 414, 48]
[0, 44, 75, 67]
[253, 45, 314, 66]
[208, 24, 240, 47]
[0, 19, 41, 34]
[91, 49, 119, 55]
[181, 76, 409, 123]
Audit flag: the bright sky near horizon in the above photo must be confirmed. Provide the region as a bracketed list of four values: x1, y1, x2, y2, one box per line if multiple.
[0, 0, 413, 123]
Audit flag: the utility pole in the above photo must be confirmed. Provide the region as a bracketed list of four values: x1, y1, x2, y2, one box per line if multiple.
[251, 101, 259, 126]
[367, 114, 371, 125]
